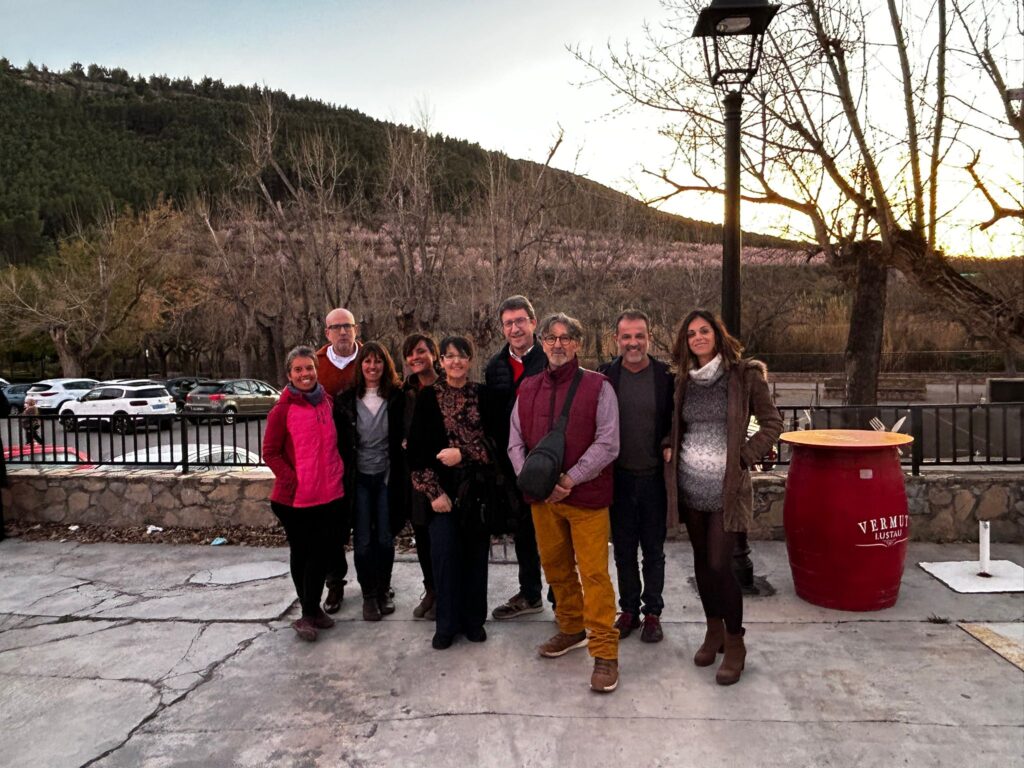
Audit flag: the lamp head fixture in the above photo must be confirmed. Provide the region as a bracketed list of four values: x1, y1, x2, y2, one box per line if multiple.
[692, 0, 779, 90]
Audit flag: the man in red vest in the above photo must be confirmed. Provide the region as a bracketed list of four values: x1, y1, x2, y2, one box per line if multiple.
[508, 312, 621, 693]
[318, 307, 360, 614]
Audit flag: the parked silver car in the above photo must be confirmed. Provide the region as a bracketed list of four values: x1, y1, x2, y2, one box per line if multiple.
[183, 379, 279, 424]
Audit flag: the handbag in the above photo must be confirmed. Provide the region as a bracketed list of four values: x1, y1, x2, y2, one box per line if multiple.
[455, 451, 521, 535]
[517, 369, 583, 500]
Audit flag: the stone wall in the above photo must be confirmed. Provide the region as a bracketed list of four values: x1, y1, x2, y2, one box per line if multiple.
[2, 467, 1022, 542]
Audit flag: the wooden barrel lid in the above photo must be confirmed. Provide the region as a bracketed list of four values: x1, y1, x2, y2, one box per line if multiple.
[780, 429, 914, 449]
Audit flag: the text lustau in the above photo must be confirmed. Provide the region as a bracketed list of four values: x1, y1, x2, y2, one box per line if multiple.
[855, 514, 909, 545]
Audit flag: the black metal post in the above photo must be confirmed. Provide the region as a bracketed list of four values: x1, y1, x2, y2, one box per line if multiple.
[722, 89, 755, 590]
[722, 89, 743, 338]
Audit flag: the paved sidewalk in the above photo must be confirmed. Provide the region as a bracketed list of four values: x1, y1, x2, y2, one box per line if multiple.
[1, 538, 1021, 768]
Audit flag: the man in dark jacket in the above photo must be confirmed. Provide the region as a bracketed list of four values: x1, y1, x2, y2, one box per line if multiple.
[598, 310, 674, 643]
[484, 295, 549, 619]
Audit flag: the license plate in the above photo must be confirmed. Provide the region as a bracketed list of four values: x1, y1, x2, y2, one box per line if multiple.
[152, 404, 166, 410]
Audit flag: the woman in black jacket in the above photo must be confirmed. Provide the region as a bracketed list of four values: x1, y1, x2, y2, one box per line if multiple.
[407, 335, 493, 650]
[400, 333, 443, 620]
[333, 342, 406, 622]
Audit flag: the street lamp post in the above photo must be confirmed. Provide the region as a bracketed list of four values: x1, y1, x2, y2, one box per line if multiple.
[693, 0, 778, 590]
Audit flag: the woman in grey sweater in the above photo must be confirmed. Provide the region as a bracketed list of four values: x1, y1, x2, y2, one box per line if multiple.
[665, 310, 782, 686]
[334, 342, 406, 622]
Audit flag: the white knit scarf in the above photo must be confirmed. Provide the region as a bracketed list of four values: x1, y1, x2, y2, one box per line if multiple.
[689, 353, 724, 386]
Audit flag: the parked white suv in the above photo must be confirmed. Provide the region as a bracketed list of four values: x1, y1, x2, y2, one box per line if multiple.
[60, 383, 176, 433]
[27, 378, 100, 413]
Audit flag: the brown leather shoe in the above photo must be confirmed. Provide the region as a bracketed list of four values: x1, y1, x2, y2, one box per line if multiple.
[590, 658, 619, 693]
[716, 628, 746, 685]
[291, 617, 318, 642]
[640, 614, 663, 643]
[614, 611, 640, 639]
[362, 597, 382, 622]
[378, 588, 396, 616]
[538, 630, 588, 658]
[694, 617, 725, 667]
[413, 588, 435, 619]
[309, 611, 335, 630]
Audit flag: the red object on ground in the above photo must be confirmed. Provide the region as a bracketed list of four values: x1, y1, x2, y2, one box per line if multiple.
[781, 429, 915, 611]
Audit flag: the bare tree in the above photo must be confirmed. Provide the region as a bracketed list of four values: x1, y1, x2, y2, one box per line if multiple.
[200, 92, 362, 380]
[574, 0, 1024, 403]
[0, 202, 183, 376]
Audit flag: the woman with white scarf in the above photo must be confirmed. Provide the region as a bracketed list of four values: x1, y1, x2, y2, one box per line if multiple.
[664, 310, 782, 685]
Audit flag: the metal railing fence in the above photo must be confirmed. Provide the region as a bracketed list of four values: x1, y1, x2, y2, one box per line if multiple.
[2, 403, 1022, 477]
[773, 403, 1024, 475]
[1, 413, 265, 474]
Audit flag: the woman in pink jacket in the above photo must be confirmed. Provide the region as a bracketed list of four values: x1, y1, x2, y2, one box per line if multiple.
[263, 345, 346, 642]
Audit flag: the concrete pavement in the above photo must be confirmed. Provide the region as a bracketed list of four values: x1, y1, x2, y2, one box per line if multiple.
[1, 538, 1021, 768]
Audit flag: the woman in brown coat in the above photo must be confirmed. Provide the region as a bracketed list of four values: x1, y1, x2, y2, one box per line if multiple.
[665, 310, 782, 685]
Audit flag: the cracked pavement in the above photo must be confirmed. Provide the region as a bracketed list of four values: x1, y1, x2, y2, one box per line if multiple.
[0, 539, 1021, 767]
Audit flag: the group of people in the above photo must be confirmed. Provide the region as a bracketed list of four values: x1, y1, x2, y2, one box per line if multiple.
[262, 296, 782, 694]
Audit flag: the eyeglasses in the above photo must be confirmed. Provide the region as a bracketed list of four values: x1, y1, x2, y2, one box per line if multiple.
[502, 317, 531, 330]
[441, 354, 470, 361]
[542, 335, 576, 346]
[327, 323, 356, 331]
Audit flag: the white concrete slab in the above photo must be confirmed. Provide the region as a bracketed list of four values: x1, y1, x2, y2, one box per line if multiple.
[919, 559, 1024, 593]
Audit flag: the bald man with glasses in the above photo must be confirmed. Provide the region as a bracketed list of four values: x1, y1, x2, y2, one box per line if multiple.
[318, 307, 361, 615]
[316, 308, 361, 397]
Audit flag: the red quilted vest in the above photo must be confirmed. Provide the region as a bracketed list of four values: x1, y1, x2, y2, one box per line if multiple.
[516, 358, 613, 509]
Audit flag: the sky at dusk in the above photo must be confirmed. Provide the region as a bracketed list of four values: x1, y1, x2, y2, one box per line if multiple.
[2, 0, 1021, 257]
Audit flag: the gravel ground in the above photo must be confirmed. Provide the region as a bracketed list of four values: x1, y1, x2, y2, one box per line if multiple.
[2, 519, 419, 552]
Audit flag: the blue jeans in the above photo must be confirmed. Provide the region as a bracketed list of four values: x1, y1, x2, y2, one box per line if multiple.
[610, 468, 667, 616]
[353, 472, 395, 599]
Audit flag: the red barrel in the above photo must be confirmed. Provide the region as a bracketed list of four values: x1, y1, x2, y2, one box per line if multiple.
[781, 429, 915, 611]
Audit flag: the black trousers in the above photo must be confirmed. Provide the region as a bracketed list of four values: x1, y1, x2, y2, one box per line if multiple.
[611, 469, 667, 616]
[271, 500, 338, 617]
[324, 504, 351, 592]
[429, 511, 489, 638]
[413, 522, 434, 590]
[512, 499, 544, 604]
[682, 503, 743, 634]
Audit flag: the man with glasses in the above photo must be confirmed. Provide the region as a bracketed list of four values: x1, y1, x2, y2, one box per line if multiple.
[317, 307, 360, 614]
[484, 295, 549, 620]
[598, 310, 674, 643]
[316, 308, 360, 397]
[508, 313, 621, 693]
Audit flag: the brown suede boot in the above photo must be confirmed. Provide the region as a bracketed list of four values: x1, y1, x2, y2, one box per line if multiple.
[694, 617, 725, 667]
[716, 628, 746, 686]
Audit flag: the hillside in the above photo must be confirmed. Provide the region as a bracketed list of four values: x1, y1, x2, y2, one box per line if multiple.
[0, 60, 791, 264]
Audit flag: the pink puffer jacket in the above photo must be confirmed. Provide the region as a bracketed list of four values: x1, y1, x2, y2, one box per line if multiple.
[263, 386, 345, 508]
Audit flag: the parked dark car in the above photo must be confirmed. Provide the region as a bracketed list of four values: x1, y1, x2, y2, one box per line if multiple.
[162, 377, 214, 410]
[2, 383, 34, 415]
[183, 379, 280, 424]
